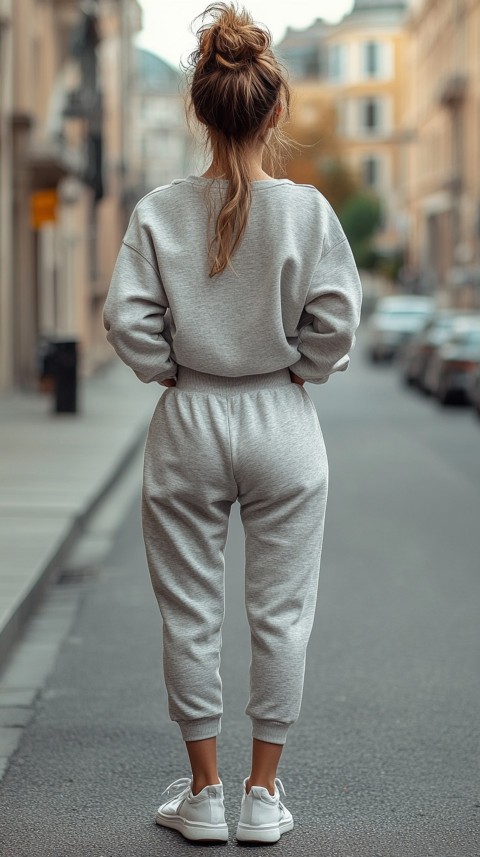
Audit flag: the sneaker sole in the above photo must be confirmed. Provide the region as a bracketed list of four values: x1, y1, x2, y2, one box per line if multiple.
[156, 810, 229, 842]
[236, 816, 294, 843]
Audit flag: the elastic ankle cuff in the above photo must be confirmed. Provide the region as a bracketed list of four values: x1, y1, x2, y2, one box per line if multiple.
[176, 716, 222, 742]
[250, 717, 291, 745]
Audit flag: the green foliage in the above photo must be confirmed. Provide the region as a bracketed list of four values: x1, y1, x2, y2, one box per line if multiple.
[302, 154, 386, 273]
[316, 157, 358, 213]
[338, 191, 383, 271]
[338, 191, 382, 242]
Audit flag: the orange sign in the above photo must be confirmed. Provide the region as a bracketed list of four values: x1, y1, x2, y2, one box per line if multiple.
[31, 190, 58, 229]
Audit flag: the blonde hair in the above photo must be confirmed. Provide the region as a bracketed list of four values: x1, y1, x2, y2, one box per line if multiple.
[184, 2, 292, 277]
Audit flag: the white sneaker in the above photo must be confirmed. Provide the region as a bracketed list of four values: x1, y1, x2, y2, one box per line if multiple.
[155, 776, 229, 842]
[236, 776, 294, 843]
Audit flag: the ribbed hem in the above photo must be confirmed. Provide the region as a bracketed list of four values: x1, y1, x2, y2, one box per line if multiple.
[176, 715, 222, 742]
[250, 717, 292, 745]
[176, 364, 293, 394]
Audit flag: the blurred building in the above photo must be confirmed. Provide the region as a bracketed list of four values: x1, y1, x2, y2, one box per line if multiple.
[400, 0, 480, 307]
[132, 47, 193, 197]
[325, 0, 409, 251]
[0, 0, 142, 392]
[282, 88, 341, 189]
[277, 0, 409, 257]
[275, 17, 330, 80]
[0, 0, 14, 390]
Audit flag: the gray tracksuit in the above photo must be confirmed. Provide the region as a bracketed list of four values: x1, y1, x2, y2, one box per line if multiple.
[103, 175, 362, 744]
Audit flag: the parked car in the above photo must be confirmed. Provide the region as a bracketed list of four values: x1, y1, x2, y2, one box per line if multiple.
[469, 364, 480, 417]
[400, 309, 475, 389]
[366, 295, 435, 363]
[423, 317, 480, 405]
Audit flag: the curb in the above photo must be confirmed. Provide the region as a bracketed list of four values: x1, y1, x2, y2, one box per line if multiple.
[0, 421, 148, 673]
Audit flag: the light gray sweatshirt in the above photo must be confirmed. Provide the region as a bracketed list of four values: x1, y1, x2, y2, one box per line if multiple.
[103, 175, 362, 385]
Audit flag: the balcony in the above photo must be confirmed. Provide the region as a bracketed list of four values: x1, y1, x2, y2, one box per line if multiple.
[0, 0, 12, 27]
[63, 88, 102, 121]
[438, 73, 468, 109]
[441, 173, 462, 195]
[63, 89, 91, 120]
[28, 134, 86, 190]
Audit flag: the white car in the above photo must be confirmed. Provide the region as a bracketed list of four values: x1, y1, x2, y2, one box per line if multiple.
[423, 315, 480, 401]
[366, 295, 436, 362]
[400, 309, 478, 389]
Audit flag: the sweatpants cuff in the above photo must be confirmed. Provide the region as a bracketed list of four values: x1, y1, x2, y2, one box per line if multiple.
[177, 716, 222, 742]
[250, 717, 291, 745]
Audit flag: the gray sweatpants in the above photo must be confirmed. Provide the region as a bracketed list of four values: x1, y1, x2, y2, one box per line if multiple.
[141, 364, 329, 745]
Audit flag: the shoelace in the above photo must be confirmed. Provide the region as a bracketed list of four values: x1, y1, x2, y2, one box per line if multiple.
[158, 776, 193, 807]
[274, 778, 289, 818]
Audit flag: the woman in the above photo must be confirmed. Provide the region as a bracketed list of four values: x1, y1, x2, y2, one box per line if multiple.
[103, 1, 362, 845]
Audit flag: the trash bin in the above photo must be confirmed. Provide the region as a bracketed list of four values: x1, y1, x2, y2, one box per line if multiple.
[52, 338, 78, 414]
[37, 335, 80, 412]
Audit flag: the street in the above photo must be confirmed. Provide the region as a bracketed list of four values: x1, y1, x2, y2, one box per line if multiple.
[1, 328, 479, 856]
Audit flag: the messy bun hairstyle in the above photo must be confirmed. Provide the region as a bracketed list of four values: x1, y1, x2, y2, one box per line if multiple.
[184, 2, 292, 277]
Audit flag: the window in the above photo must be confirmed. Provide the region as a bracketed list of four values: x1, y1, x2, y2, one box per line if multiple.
[278, 47, 322, 80]
[329, 43, 345, 82]
[363, 41, 381, 77]
[361, 98, 383, 134]
[365, 99, 379, 129]
[362, 156, 381, 188]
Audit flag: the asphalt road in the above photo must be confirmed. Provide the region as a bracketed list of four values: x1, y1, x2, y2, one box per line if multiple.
[1, 329, 479, 856]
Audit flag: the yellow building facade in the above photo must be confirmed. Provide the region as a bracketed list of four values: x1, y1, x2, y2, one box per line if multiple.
[401, 0, 480, 306]
[278, 1, 409, 258]
[325, 2, 409, 255]
[283, 86, 340, 186]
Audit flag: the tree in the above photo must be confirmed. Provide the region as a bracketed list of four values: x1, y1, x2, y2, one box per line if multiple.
[315, 156, 358, 213]
[338, 191, 382, 269]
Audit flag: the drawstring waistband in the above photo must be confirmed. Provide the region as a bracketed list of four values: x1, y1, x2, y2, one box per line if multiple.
[175, 364, 293, 394]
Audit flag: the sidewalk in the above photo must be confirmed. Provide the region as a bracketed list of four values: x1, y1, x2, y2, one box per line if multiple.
[0, 359, 160, 670]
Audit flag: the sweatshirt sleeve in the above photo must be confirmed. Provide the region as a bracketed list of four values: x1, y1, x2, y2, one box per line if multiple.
[290, 215, 363, 385]
[102, 208, 178, 385]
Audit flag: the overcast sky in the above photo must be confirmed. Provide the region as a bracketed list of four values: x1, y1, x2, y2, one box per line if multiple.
[136, 1, 355, 68]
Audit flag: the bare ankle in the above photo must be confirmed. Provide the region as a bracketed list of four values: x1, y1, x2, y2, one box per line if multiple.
[192, 777, 220, 795]
[246, 777, 275, 796]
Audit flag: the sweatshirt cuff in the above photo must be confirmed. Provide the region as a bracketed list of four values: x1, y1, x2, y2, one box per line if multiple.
[150, 363, 178, 384]
[290, 352, 350, 384]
